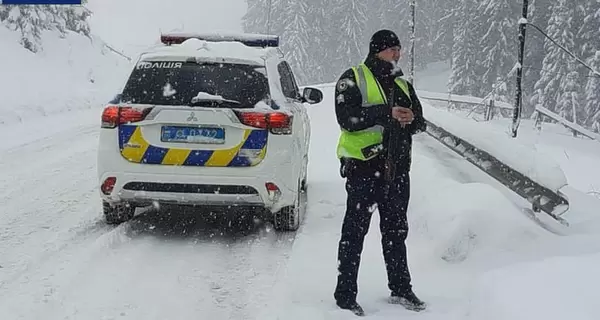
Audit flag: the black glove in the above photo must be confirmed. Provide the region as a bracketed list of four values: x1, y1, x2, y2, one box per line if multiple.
[340, 158, 347, 178]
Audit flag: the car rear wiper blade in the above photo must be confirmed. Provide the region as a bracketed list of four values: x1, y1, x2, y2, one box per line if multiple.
[190, 92, 241, 106]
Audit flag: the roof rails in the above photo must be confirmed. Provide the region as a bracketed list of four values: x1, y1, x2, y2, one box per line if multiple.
[160, 32, 280, 48]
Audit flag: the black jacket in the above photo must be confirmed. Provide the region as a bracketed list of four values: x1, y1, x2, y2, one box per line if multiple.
[335, 54, 426, 178]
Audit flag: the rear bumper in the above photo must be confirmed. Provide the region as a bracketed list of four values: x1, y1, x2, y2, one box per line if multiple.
[97, 127, 301, 213]
[99, 171, 295, 213]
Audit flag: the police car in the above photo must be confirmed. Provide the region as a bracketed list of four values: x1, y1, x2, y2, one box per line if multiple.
[97, 32, 323, 231]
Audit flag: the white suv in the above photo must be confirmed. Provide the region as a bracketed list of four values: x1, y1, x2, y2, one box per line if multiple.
[97, 32, 323, 231]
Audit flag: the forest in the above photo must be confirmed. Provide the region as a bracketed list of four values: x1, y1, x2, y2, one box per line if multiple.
[243, 0, 600, 132]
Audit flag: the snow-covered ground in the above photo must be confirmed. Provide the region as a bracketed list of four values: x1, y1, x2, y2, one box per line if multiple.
[424, 99, 600, 198]
[1, 76, 600, 319]
[263, 84, 600, 319]
[0, 27, 131, 126]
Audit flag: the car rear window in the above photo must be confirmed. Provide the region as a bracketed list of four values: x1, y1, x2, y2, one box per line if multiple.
[120, 61, 270, 108]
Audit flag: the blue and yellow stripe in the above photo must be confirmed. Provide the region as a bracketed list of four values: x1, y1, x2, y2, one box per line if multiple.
[117, 125, 268, 167]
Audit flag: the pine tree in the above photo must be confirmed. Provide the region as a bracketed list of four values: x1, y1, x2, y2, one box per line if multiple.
[576, 0, 598, 61]
[267, 0, 289, 37]
[556, 68, 583, 126]
[431, 0, 455, 63]
[329, 0, 369, 77]
[0, 2, 91, 53]
[531, 0, 578, 116]
[414, 0, 435, 67]
[63, 4, 91, 36]
[523, 0, 552, 116]
[583, 53, 600, 132]
[477, 0, 519, 102]
[449, 0, 483, 97]
[305, 0, 330, 83]
[241, 0, 269, 34]
[280, 0, 311, 85]
[2, 6, 44, 52]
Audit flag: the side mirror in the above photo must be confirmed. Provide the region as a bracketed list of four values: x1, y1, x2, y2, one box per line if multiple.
[301, 87, 323, 104]
[109, 93, 123, 104]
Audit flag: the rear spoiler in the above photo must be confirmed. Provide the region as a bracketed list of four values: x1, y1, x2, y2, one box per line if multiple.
[160, 32, 280, 48]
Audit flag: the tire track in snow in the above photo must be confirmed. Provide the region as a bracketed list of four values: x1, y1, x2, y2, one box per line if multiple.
[0, 115, 302, 319]
[0, 124, 105, 285]
[1, 211, 298, 319]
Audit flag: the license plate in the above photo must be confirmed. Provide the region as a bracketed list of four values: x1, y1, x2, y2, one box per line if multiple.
[161, 126, 225, 144]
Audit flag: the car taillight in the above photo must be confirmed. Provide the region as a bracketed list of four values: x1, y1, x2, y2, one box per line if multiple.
[234, 111, 292, 135]
[101, 177, 117, 195]
[101, 105, 153, 128]
[265, 182, 281, 202]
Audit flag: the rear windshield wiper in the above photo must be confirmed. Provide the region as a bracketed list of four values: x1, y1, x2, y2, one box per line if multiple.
[190, 92, 241, 106]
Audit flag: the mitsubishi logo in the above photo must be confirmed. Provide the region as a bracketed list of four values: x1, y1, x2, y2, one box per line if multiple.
[186, 112, 198, 122]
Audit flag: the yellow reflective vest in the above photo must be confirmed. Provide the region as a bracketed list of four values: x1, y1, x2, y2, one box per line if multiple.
[336, 63, 411, 161]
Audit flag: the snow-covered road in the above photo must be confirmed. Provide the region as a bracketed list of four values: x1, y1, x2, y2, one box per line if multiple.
[1, 87, 599, 320]
[0, 110, 296, 319]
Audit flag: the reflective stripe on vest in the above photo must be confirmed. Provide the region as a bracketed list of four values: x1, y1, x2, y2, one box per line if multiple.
[336, 63, 412, 161]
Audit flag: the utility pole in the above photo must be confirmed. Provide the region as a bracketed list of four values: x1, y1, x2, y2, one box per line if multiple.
[511, 0, 529, 138]
[266, 0, 273, 34]
[409, 0, 416, 84]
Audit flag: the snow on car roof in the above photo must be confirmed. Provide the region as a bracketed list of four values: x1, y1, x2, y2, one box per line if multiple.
[160, 32, 279, 47]
[139, 37, 280, 66]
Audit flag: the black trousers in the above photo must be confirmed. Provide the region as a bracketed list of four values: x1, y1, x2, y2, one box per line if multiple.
[334, 169, 412, 305]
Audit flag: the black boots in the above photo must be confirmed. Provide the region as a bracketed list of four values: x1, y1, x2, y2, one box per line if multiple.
[389, 290, 427, 311]
[336, 291, 426, 316]
[336, 300, 365, 316]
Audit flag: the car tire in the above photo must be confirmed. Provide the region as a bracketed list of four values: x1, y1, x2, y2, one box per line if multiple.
[102, 200, 135, 225]
[273, 178, 304, 232]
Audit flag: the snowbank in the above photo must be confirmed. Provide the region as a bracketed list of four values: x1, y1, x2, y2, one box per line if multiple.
[423, 104, 568, 192]
[467, 253, 600, 320]
[457, 112, 600, 201]
[410, 181, 550, 264]
[0, 27, 131, 125]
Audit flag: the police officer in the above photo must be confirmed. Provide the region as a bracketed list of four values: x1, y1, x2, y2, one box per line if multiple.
[333, 29, 427, 316]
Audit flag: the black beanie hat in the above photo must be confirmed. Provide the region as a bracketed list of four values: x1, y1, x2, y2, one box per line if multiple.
[369, 29, 401, 55]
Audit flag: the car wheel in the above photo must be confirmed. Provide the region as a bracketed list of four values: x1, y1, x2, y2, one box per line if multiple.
[103, 200, 135, 225]
[273, 179, 303, 232]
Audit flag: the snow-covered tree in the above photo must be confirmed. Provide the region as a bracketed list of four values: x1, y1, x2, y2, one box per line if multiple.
[430, 0, 455, 63]
[530, 0, 578, 116]
[576, 1, 600, 129]
[236, 0, 600, 133]
[304, 0, 331, 83]
[62, 4, 91, 36]
[584, 52, 600, 132]
[477, 0, 519, 102]
[0, 1, 91, 53]
[556, 68, 583, 125]
[449, 0, 483, 97]
[2, 6, 44, 52]
[328, 0, 369, 76]
[241, 0, 269, 34]
[280, 0, 312, 84]
[576, 0, 599, 61]
[523, 0, 552, 116]
[369, 0, 410, 42]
